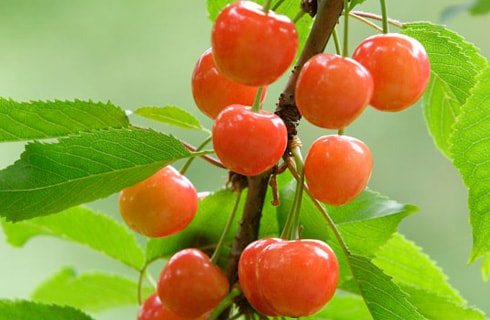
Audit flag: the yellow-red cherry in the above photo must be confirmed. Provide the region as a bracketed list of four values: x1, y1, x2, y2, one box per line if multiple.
[304, 135, 372, 206]
[238, 238, 339, 317]
[295, 53, 373, 129]
[352, 33, 430, 112]
[191, 48, 266, 119]
[157, 248, 229, 319]
[238, 238, 282, 316]
[211, 1, 298, 86]
[212, 105, 287, 176]
[119, 166, 198, 238]
[138, 292, 206, 320]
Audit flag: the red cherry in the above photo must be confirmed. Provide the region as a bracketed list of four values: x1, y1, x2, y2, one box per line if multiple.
[352, 33, 430, 112]
[211, 1, 298, 86]
[295, 53, 373, 129]
[304, 135, 372, 206]
[138, 292, 205, 320]
[191, 48, 266, 119]
[238, 238, 282, 316]
[157, 248, 229, 318]
[212, 105, 287, 176]
[238, 238, 339, 317]
[119, 166, 198, 238]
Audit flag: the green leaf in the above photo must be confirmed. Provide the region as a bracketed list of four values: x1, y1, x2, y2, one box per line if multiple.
[0, 299, 94, 320]
[0, 127, 191, 221]
[449, 63, 490, 268]
[374, 234, 487, 319]
[0, 99, 129, 142]
[311, 292, 371, 320]
[402, 22, 487, 158]
[1, 206, 145, 269]
[470, 0, 490, 15]
[31, 267, 152, 313]
[373, 234, 463, 302]
[207, 0, 230, 21]
[133, 105, 208, 131]
[349, 255, 425, 320]
[348, 0, 367, 11]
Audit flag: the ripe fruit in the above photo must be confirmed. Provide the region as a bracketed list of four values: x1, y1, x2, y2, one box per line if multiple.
[295, 53, 374, 129]
[157, 248, 229, 318]
[304, 135, 372, 206]
[238, 238, 339, 317]
[211, 1, 298, 86]
[191, 48, 266, 119]
[352, 33, 430, 112]
[138, 292, 206, 320]
[237, 238, 282, 316]
[119, 166, 198, 238]
[212, 105, 287, 176]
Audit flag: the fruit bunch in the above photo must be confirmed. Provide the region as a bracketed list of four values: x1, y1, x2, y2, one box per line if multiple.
[119, 0, 431, 318]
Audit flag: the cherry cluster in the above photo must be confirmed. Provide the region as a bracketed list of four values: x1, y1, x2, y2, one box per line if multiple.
[118, 0, 431, 319]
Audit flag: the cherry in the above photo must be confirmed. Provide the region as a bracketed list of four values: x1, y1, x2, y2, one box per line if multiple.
[295, 53, 374, 129]
[352, 33, 430, 112]
[238, 238, 339, 317]
[191, 48, 266, 119]
[119, 166, 198, 238]
[304, 135, 372, 206]
[138, 292, 205, 320]
[237, 238, 282, 316]
[212, 105, 287, 176]
[211, 1, 298, 86]
[157, 248, 229, 318]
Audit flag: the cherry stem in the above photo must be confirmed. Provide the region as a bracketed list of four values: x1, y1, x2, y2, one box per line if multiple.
[380, 0, 389, 33]
[350, 11, 402, 29]
[292, 9, 307, 23]
[180, 135, 213, 175]
[348, 11, 383, 32]
[281, 143, 305, 240]
[272, 0, 285, 11]
[342, 0, 350, 57]
[262, 0, 273, 13]
[211, 189, 243, 264]
[251, 86, 264, 113]
[208, 288, 242, 320]
[137, 262, 156, 305]
[332, 28, 342, 55]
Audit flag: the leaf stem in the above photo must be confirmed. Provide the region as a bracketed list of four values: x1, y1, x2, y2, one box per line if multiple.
[348, 11, 383, 32]
[350, 10, 402, 29]
[211, 189, 243, 264]
[180, 136, 213, 175]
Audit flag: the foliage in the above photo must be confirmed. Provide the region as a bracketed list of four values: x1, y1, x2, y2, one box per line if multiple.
[0, 0, 489, 319]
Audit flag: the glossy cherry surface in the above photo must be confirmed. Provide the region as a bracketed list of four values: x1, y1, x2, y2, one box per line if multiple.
[157, 248, 229, 318]
[295, 53, 373, 129]
[191, 48, 266, 119]
[352, 33, 430, 112]
[211, 1, 298, 86]
[119, 166, 198, 238]
[212, 104, 287, 176]
[304, 135, 372, 206]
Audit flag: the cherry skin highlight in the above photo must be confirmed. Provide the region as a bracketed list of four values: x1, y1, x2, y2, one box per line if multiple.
[304, 135, 373, 206]
[119, 166, 198, 238]
[295, 53, 373, 129]
[211, 1, 298, 86]
[191, 48, 266, 119]
[352, 33, 430, 112]
[157, 248, 229, 318]
[212, 105, 288, 176]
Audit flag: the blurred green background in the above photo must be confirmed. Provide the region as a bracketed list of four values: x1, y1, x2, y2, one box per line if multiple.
[0, 1, 488, 319]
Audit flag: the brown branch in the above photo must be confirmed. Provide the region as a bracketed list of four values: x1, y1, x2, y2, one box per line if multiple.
[218, 0, 344, 317]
